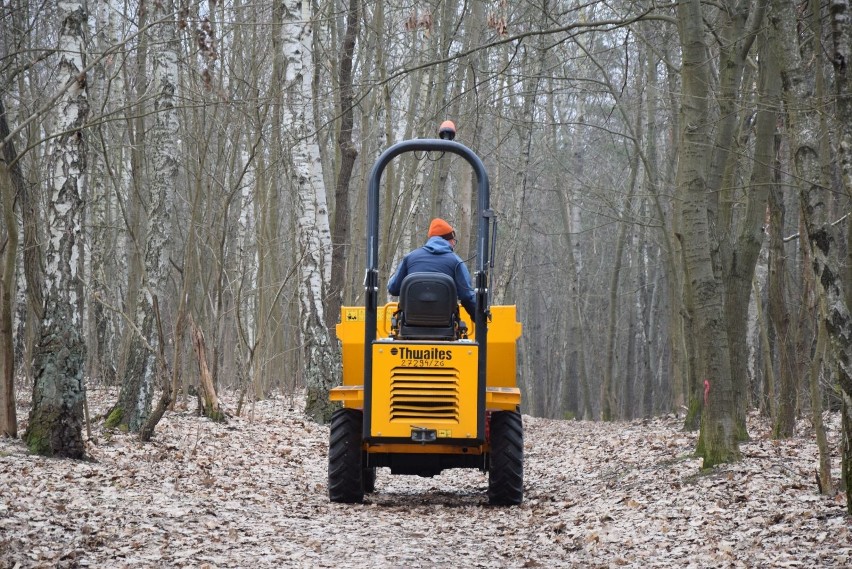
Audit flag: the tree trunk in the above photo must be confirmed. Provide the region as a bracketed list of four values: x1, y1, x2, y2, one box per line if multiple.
[190, 314, 225, 422]
[556, 168, 592, 421]
[0, 159, 17, 438]
[808, 308, 833, 494]
[601, 156, 639, 421]
[326, 0, 360, 333]
[714, 0, 765, 440]
[112, 2, 149, 399]
[748, 24, 796, 436]
[767, 183, 797, 438]
[770, 0, 827, 433]
[677, 0, 739, 465]
[112, 1, 179, 432]
[0, 96, 24, 438]
[86, 0, 126, 388]
[283, 0, 339, 423]
[25, 0, 89, 458]
[753, 275, 776, 418]
[641, 51, 661, 419]
[827, 0, 852, 512]
[799, 173, 852, 511]
[830, 0, 852, 196]
[139, 296, 172, 441]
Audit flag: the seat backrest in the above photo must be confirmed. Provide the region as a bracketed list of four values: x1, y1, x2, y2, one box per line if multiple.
[397, 272, 457, 339]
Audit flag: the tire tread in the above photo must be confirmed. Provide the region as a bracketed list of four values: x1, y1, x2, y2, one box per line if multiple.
[487, 411, 524, 505]
[328, 408, 364, 503]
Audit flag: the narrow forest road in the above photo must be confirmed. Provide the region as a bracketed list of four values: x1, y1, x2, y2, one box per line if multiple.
[1, 389, 850, 568]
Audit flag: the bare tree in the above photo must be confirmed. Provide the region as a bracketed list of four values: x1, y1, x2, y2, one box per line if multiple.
[25, 0, 89, 457]
[280, 0, 338, 422]
[0, 97, 22, 438]
[827, 0, 852, 512]
[110, 0, 179, 432]
[676, 0, 739, 465]
[4, 0, 851, 480]
[326, 0, 360, 333]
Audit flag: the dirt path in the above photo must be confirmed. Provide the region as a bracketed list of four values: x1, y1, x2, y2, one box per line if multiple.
[1, 390, 850, 568]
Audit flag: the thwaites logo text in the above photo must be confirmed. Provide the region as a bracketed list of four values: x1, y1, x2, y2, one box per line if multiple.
[390, 347, 453, 361]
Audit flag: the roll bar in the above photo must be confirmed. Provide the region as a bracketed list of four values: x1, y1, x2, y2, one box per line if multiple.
[361, 138, 492, 442]
[363, 138, 491, 348]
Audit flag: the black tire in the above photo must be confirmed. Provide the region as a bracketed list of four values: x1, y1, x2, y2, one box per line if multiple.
[328, 408, 364, 503]
[487, 411, 524, 505]
[362, 466, 377, 493]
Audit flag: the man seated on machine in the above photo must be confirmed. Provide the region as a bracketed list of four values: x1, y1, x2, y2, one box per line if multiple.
[387, 218, 476, 323]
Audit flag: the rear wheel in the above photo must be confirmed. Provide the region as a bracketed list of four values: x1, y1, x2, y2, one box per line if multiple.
[487, 411, 523, 505]
[328, 408, 364, 503]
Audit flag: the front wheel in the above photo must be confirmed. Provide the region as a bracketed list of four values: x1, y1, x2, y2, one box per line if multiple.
[487, 411, 524, 505]
[328, 408, 365, 503]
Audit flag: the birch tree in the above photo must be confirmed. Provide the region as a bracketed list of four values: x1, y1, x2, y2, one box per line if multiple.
[86, 0, 129, 388]
[7, 0, 848, 440]
[826, 0, 852, 512]
[110, 0, 179, 432]
[282, 0, 338, 422]
[25, 0, 89, 457]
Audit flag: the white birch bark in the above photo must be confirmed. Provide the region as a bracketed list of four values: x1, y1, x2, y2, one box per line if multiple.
[282, 0, 338, 422]
[86, 0, 126, 385]
[237, 148, 256, 348]
[113, 0, 179, 431]
[26, 0, 89, 457]
[748, 244, 768, 392]
[824, 0, 852, 511]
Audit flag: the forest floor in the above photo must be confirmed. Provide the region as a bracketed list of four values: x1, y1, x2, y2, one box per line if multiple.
[1, 387, 851, 568]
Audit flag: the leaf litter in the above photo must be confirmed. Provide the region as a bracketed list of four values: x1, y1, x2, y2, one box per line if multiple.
[1, 387, 850, 568]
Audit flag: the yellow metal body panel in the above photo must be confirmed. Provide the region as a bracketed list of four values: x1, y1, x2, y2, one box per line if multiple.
[336, 303, 397, 408]
[335, 303, 522, 398]
[369, 342, 479, 439]
[479, 306, 523, 389]
[332, 303, 522, 454]
[327, 385, 521, 435]
[486, 387, 522, 410]
[329, 385, 363, 407]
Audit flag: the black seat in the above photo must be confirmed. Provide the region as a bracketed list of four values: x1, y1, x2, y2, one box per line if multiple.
[396, 272, 458, 340]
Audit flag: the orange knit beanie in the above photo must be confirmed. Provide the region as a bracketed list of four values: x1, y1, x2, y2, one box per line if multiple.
[428, 218, 455, 239]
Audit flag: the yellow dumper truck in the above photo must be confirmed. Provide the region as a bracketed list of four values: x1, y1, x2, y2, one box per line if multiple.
[328, 132, 523, 505]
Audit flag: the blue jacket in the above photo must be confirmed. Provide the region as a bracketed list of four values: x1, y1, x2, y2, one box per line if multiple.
[387, 237, 476, 319]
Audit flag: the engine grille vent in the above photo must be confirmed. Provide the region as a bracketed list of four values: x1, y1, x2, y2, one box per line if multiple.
[390, 368, 460, 422]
